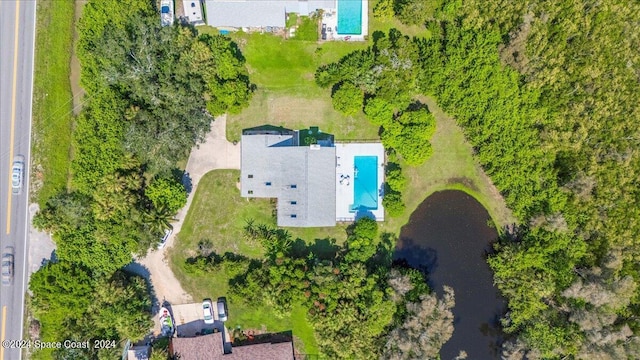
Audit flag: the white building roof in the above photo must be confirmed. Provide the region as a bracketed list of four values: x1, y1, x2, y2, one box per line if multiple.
[205, 0, 336, 28]
[183, 0, 205, 24]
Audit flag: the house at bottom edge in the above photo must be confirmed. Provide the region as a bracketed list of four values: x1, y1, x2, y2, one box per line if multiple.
[170, 331, 295, 360]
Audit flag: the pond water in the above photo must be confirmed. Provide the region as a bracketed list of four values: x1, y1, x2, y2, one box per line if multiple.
[394, 190, 505, 359]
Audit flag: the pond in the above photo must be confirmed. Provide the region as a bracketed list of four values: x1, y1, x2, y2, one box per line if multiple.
[394, 190, 505, 359]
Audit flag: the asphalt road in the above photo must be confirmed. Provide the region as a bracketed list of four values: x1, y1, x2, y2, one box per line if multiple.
[0, 1, 36, 359]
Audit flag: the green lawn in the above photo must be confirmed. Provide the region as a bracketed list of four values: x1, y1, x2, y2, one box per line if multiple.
[381, 96, 517, 235]
[31, 0, 76, 205]
[224, 32, 374, 142]
[368, 0, 432, 39]
[292, 16, 318, 41]
[169, 170, 319, 355]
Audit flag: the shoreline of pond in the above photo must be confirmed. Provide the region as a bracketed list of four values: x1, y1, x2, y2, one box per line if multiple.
[394, 190, 506, 359]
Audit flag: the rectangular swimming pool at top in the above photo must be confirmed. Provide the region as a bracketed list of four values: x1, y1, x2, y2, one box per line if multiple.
[351, 156, 378, 211]
[337, 0, 363, 35]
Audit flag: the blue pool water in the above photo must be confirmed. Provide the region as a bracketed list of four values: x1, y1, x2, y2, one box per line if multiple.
[337, 0, 363, 35]
[351, 156, 378, 211]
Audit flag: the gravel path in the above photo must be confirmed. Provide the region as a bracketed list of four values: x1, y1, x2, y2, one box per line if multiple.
[136, 115, 240, 305]
[28, 115, 239, 334]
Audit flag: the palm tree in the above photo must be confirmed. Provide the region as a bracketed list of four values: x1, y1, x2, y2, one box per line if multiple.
[141, 205, 174, 236]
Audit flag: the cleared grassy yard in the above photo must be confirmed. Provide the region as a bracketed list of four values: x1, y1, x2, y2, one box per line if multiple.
[225, 32, 376, 142]
[31, 0, 76, 205]
[169, 170, 319, 355]
[368, 0, 432, 39]
[291, 15, 318, 41]
[381, 96, 516, 234]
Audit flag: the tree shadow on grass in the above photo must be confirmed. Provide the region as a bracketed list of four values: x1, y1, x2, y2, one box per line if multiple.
[291, 237, 340, 261]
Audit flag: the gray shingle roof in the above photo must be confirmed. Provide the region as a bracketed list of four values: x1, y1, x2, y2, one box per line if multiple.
[171, 333, 224, 360]
[171, 332, 295, 360]
[241, 132, 336, 227]
[231, 341, 294, 359]
[205, 0, 336, 28]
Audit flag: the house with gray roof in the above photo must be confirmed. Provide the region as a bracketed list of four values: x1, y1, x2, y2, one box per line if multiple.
[242, 125, 386, 227]
[205, 0, 336, 29]
[170, 331, 295, 360]
[241, 126, 336, 227]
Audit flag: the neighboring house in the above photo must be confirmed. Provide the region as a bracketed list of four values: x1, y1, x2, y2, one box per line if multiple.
[204, 0, 336, 29]
[182, 0, 205, 25]
[170, 332, 295, 360]
[241, 126, 336, 227]
[241, 125, 385, 227]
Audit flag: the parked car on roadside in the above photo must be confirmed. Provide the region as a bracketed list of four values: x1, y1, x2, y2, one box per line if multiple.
[217, 297, 228, 322]
[2, 246, 15, 286]
[202, 299, 214, 324]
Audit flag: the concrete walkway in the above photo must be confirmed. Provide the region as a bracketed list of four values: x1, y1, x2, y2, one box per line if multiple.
[137, 115, 240, 306]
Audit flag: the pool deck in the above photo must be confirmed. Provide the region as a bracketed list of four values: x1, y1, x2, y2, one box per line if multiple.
[321, 0, 369, 41]
[335, 142, 385, 222]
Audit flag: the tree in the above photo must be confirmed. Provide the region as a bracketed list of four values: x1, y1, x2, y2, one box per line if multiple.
[382, 286, 455, 360]
[145, 177, 188, 214]
[395, 0, 440, 26]
[332, 81, 364, 116]
[141, 205, 174, 237]
[383, 190, 405, 217]
[29, 261, 96, 336]
[373, 0, 395, 20]
[345, 218, 380, 263]
[385, 162, 407, 191]
[33, 192, 93, 234]
[85, 271, 153, 342]
[364, 97, 395, 126]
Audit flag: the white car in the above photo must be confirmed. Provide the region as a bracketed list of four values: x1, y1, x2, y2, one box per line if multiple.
[11, 156, 24, 195]
[202, 299, 214, 324]
[157, 227, 173, 249]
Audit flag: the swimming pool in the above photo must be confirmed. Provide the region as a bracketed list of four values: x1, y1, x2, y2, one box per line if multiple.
[337, 0, 363, 35]
[351, 156, 378, 211]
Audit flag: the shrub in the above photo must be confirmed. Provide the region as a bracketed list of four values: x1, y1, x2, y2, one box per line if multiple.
[383, 190, 405, 217]
[332, 82, 364, 116]
[145, 177, 188, 214]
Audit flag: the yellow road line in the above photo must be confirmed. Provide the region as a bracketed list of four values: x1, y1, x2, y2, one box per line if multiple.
[0, 306, 7, 360]
[6, 0, 21, 235]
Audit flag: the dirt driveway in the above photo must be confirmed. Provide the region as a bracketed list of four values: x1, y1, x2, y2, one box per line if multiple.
[135, 115, 240, 305]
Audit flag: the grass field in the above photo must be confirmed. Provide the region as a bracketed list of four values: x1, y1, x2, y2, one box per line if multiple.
[368, 0, 432, 39]
[31, 0, 76, 205]
[381, 96, 517, 235]
[225, 32, 374, 142]
[292, 15, 319, 41]
[169, 170, 319, 355]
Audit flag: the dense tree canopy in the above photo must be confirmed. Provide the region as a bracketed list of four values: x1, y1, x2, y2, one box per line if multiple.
[318, 0, 640, 356]
[331, 81, 364, 116]
[229, 219, 400, 359]
[78, 6, 252, 174]
[31, 0, 254, 356]
[145, 177, 188, 214]
[30, 264, 152, 359]
[316, 32, 436, 167]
